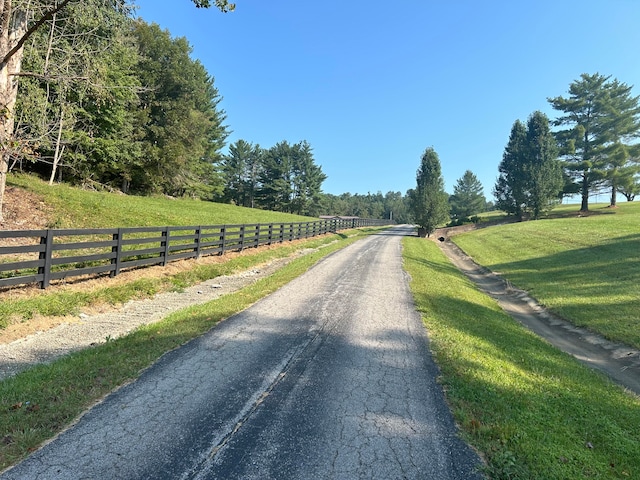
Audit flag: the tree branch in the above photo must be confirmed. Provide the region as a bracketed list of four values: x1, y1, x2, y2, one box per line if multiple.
[2, 0, 78, 65]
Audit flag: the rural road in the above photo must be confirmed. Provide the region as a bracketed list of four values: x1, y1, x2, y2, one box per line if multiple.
[1, 225, 484, 480]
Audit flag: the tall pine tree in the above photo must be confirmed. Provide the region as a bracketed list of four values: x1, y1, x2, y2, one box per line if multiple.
[449, 170, 486, 221]
[549, 73, 640, 210]
[494, 112, 562, 220]
[411, 147, 449, 237]
[494, 120, 528, 220]
[525, 111, 563, 219]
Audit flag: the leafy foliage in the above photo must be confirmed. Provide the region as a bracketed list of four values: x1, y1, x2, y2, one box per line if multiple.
[13, 13, 230, 199]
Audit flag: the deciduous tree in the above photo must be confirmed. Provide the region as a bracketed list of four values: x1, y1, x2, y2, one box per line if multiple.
[0, 0, 235, 221]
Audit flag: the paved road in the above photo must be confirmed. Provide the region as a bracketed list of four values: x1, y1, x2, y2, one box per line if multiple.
[1, 226, 483, 480]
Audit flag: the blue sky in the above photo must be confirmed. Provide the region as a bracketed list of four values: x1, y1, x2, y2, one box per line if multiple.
[133, 0, 640, 199]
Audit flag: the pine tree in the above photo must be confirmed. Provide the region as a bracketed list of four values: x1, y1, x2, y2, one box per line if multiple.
[549, 73, 640, 211]
[494, 120, 528, 220]
[494, 112, 562, 220]
[449, 170, 486, 222]
[525, 111, 563, 219]
[411, 147, 449, 236]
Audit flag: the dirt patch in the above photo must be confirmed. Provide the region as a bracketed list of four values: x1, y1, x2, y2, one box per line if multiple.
[436, 238, 640, 397]
[0, 185, 52, 235]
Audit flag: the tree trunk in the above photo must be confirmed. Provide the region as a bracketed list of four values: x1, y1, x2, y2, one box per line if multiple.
[49, 108, 64, 185]
[580, 170, 589, 212]
[0, 8, 27, 222]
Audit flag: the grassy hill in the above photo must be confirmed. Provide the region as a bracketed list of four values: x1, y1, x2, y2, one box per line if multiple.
[452, 202, 640, 350]
[5, 173, 315, 230]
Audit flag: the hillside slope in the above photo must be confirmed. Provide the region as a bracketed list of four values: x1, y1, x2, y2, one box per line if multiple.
[2, 173, 315, 231]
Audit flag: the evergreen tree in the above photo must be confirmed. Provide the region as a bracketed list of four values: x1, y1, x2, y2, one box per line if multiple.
[222, 139, 263, 206]
[525, 111, 563, 219]
[494, 120, 528, 219]
[618, 171, 640, 201]
[258, 140, 294, 212]
[601, 78, 640, 206]
[449, 170, 486, 221]
[411, 147, 449, 236]
[494, 112, 562, 220]
[132, 20, 229, 197]
[290, 141, 326, 216]
[258, 140, 326, 214]
[549, 73, 640, 211]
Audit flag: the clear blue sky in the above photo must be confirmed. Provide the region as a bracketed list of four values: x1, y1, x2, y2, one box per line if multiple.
[133, 0, 640, 199]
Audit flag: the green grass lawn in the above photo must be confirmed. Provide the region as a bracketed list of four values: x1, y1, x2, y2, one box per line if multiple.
[8, 173, 314, 228]
[451, 202, 640, 349]
[403, 237, 640, 479]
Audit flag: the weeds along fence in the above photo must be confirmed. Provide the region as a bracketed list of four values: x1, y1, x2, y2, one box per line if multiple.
[0, 218, 391, 289]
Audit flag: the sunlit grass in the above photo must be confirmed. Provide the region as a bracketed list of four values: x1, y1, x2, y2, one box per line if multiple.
[452, 202, 640, 348]
[8, 173, 314, 228]
[403, 237, 640, 479]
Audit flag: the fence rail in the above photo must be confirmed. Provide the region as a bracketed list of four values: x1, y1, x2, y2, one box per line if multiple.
[0, 218, 390, 289]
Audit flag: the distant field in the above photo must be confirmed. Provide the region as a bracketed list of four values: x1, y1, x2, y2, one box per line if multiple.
[7, 173, 314, 229]
[453, 202, 640, 349]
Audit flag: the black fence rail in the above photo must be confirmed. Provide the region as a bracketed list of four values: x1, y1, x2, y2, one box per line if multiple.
[0, 218, 390, 289]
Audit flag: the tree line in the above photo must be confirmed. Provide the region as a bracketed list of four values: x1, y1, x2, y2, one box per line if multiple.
[0, 1, 240, 221]
[0, 1, 487, 226]
[411, 73, 640, 235]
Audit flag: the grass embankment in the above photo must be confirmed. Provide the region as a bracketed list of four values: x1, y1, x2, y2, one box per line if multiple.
[8, 173, 314, 228]
[0, 227, 382, 470]
[1, 174, 319, 329]
[453, 202, 640, 349]
[403, 237, 640, 479]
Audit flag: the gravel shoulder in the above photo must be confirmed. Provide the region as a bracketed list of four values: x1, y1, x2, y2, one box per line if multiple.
[0, 251, 312, 381]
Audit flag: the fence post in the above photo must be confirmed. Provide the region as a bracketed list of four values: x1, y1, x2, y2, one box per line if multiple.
[239, 225, 245, 251]
[38, 230, 54, 289]
[219, 226, 226, 255]
[268, 223, 273, 245]
[111, 228, 123, 277]
[161, 227, 170, 266]
[254, 224, 260, 248]
[194, 227, 202, 258]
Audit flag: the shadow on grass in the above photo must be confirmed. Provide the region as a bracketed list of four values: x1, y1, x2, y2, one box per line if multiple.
[483, 233, 640, 346]
[415, 291, 640, 479]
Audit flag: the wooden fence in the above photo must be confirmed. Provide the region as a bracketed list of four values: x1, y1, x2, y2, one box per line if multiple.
[0, 218, 390, 289]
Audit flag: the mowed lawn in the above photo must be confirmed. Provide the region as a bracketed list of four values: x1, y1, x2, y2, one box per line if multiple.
[454, 202, 640, 349]
[403, 236, 640, 479]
